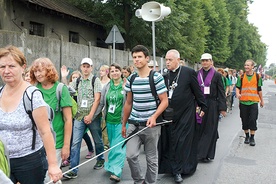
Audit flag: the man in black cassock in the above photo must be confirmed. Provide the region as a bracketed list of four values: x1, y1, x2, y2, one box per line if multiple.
[196, 53, 227, 162]
[158, 49, 207, 183]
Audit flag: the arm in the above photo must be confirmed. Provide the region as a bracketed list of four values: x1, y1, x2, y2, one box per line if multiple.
[147, 92, 168, 128]
[61, 106, 72, 161]
[217, 74, 227, 116]
[122, 92, 133, 138]
[84, 92, 101, 124]
[61, 65, 70, 85]
[258, 91, 264, 108]
[32, 106, 62, 182]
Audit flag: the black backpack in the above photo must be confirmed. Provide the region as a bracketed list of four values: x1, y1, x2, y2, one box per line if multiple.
[129, 70, 173, 122]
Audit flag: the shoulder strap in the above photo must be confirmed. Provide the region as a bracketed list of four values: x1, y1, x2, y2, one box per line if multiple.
[129, 73, 137, 91]
[76, 76, 97, 96]
[56, 83, 64, 112]
[91, 75, 96, 96]
[240, 74, 244, 90]
[256, 72, 260, 85]
[23, 86, 42, 150]
[76, 76, 81, 91]
[149, 70, 159, 107]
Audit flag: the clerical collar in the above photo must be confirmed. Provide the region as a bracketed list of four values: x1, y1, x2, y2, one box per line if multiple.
[171, 65, 180, 72]
[203, 67, 211, 72]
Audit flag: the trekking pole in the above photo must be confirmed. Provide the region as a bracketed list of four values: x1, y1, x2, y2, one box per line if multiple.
[46, 120, 172, 184]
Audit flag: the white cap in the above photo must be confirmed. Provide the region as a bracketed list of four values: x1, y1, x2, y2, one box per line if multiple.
[81, 58, 93, 65]
[148, 60, 159, 67]
[200, 53, 212, 60]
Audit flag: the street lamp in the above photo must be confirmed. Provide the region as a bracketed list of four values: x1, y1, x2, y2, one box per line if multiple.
[135, 1, 171, 71]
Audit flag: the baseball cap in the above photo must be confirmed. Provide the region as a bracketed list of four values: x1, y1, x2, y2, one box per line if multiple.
[200, 53, 212, 60]
[81, 58, 93, 65]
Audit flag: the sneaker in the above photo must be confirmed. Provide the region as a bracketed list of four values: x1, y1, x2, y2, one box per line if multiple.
[244, 137, 250, 144]
[249, 137, 255, 146]
[104, 145, 109, 151]
[110, 174, 120, 182]
[85, 151, 94, 159]
[63, 171, 77, 179]
[93, 160, 105, 170]
[61, 159, 70, 167]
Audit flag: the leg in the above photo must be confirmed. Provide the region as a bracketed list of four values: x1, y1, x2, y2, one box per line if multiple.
[101, 116, 109, 150]
[83, 132, 94, 153]
[69, 119, 86, 174]
[126, 124, 143, 184]
[240, 103, 250, 144]
[143, 126, 161, 184]
[88, 116, 105, 169]
[249, 103, 258, 146]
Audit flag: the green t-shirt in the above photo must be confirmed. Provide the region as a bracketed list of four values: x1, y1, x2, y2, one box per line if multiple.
[37, 81, 72, 149]
[106, 80, 124, 124]
[236, 74, 263, 105]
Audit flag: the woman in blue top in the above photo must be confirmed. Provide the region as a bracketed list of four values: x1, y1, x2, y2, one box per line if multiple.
[98, 63, 127, 182]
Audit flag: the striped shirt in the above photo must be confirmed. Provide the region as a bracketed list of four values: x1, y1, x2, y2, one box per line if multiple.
[124, 72, 167, 122]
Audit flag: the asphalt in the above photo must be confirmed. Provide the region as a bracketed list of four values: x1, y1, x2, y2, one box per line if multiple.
[60, 80, 276, 184]
[215, 80, 276, 184]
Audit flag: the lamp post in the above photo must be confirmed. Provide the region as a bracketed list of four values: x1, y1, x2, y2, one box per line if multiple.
[135, 1, 171, 71]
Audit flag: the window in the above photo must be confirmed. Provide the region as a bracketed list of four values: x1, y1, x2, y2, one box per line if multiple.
[69, 31, 79, 43]
[29, 22, 44, 36]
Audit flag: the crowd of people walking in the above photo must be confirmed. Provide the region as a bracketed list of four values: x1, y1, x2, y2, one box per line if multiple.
[0, 44, 264, 184]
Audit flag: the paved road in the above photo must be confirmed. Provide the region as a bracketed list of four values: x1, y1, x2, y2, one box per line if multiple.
[60, 80, 276, 184]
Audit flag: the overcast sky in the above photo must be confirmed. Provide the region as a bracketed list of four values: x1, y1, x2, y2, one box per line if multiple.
[248, 0, 276, 66]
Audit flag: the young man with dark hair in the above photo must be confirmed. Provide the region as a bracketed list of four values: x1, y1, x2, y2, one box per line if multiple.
[122, 45, 168, 184]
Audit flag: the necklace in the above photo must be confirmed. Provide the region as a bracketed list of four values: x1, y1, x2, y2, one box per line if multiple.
[168, 66, 182, 90]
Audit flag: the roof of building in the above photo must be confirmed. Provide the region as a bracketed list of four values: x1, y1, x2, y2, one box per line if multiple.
[20, 0, 99, 25]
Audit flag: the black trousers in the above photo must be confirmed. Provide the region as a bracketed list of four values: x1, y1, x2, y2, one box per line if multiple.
[239, 103, 258, 131]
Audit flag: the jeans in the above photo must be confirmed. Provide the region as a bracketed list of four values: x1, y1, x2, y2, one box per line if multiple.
[10, 147, 47, 184]
[83, 132, 94, 152]
[70, 117, 104, 174]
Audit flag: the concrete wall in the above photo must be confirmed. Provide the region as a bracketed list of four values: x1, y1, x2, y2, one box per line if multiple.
[0, 29, 132, 73]
[0, 29, 195, 86]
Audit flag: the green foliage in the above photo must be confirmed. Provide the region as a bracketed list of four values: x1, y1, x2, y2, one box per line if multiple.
[68, 0, 268, 68]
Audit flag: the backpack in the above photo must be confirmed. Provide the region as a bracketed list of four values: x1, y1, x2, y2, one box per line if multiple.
[23, 86, 56, 150]
[0, 86, 55, 150]
[56, 83, 77, 117]
[76, 75, 96, 96]
[0, 137, 10, 177]
[129, 70, 173, 122]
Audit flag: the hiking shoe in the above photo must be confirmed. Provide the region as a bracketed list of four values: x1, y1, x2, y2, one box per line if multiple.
[85, 151, 94, 159]
[244, 137, 250, 144]
[249, 137, 255, 146]
[110, 174, 120, 182]
[61, 159, 70, 167]
[63, 171, 77, 179]
[93, 160, 105, 170]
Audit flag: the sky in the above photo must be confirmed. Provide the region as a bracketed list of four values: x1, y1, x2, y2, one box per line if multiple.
[248, 0, 276, 67]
